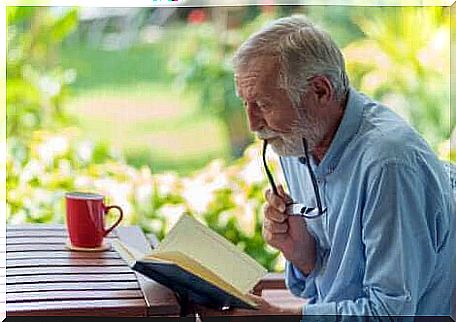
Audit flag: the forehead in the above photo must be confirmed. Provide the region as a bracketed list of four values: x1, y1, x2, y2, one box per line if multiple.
[235, 56, 280, 100]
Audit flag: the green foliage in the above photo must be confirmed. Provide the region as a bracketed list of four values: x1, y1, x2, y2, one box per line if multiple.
[305, 6, 365, 48]
[6, 129, 285, 271]
[168, 11, 284, 157]
[169, 11, 277, 119]
[7, 6, 281, 271]
[6, 129, 121, 223]
[344, 7, 452, 150]
[7, 6, 454, 275]
[7, 7, 78, 140]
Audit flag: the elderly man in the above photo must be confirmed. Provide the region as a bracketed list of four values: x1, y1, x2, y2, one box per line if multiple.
[232, 15, 455, 318]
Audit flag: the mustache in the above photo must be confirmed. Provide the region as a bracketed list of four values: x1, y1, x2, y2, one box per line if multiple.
[255, 120, 306, 140]
[256, 130, 280, 140]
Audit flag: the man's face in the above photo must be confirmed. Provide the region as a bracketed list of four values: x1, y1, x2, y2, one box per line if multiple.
[235, 57, 327, 156]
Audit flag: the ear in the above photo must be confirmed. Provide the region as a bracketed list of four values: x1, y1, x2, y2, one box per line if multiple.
[308, 75, 334, 106]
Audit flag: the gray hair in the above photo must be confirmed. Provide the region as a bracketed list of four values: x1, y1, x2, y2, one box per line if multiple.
[232, 15, 349, 107]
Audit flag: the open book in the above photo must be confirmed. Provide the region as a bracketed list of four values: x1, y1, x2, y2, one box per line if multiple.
[112, 214, 268, 309]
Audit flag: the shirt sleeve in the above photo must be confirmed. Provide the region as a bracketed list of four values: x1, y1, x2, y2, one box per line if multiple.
[301, 160, 445, 320]
[285, 237, 326, 301]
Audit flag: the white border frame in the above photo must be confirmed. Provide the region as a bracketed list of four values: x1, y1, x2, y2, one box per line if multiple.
[1, 1, 454, 321]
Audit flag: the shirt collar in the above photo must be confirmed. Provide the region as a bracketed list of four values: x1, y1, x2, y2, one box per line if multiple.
[314, 87, 365, 176]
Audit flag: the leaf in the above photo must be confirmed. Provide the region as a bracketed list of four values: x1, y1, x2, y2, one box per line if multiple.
[50, 9, 78, 43]
[6, 7, 34, 25]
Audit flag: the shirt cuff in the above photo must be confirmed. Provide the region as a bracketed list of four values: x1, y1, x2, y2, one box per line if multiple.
[292, 263, 309, 279]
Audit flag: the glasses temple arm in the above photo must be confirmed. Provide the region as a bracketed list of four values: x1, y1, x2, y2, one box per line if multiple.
[302, 138, 325, 215]
[262, 140, 279, 196]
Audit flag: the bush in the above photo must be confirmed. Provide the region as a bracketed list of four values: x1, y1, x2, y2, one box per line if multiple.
[7, 7, 78, 140]
[344, 7, 452, 150]
[5, 7, 285, 272]
[6, 128, 286, 271]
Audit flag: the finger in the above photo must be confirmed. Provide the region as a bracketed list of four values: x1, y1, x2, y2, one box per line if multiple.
[263, 230, 288, 248]
[265, 190, 287, 212]
[269, 232, 288, 244]
[245, 293, 266, 307]
[263, 219, 288, 233]
[245, 293, 262, 302]
[278, 184, 293, 204]
[264, 188, 271, 201]
[264, 204, 287, 223]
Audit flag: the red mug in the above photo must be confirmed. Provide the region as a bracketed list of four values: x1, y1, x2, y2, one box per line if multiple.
[65, 192, 123, 248]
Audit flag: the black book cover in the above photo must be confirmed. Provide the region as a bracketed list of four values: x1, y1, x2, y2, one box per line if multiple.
[133, 261, 256, 310]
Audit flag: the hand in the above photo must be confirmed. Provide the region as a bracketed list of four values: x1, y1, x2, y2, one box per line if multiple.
[195, 293, 303, 319]
[243, 293, 303, 316]
[263, 185, 316, 274]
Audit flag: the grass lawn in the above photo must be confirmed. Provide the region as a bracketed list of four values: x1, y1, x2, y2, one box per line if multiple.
[60, 43, 174, 93]
[60, 42, 230, 175]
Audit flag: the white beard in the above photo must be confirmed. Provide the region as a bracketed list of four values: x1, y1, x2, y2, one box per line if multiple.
[261, 134, 305, 157]
[256, 109, 328, 157]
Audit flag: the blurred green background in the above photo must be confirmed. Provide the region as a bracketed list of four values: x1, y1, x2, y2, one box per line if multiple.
[6, 6, 454, 272]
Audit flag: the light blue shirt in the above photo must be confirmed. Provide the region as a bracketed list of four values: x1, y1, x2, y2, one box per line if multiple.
[280, 88, 456, 319]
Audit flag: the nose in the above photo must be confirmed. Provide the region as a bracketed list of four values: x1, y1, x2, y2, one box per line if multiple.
[246, 102, 265, 132]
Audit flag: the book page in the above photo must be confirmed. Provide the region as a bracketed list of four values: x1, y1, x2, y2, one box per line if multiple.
[151, 214, 267, 294]
[111, 239, 143, 267]
[112, 239, 172, 266]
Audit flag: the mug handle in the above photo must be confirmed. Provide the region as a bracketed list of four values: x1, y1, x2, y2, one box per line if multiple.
[103, 205, 123, 236]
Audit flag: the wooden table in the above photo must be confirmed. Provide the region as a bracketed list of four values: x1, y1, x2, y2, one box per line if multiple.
[6, 224, 180, 317]
[6, 224, 307, 319]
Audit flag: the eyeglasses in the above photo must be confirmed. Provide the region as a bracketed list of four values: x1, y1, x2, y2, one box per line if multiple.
[262, 137, 327, 219]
